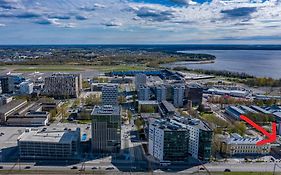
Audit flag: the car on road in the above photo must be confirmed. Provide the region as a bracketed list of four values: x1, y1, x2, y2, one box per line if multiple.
[105, 167, 114, 170]
[71, 166, 78, 170]
[199, 167, 205, 170]
[224, 169, 231, 172]
[24, 166, 31, 169]
[92, 167, 98, 170]
[0, 166, 3, 169]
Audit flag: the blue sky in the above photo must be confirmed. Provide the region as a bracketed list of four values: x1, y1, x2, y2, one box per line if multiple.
[0, 0, 281, 44]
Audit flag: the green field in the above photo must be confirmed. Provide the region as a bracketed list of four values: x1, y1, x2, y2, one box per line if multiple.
[0, 64, 150, 73]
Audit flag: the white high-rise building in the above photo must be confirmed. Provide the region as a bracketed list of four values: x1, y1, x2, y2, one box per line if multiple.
[102, 84, 118, 105]
[173, 85, 185, 108]
[135, 73, 147, 90]
[138, 85, 150, 101]
[156, 85, 167, 102]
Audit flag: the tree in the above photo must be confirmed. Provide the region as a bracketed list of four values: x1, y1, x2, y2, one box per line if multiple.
[118, 96, 126, 104]
[72, 98, 81, 108]
[84, 94, 101, 106]
[135, 118, 144, 131]
[140, 105, 155, 113]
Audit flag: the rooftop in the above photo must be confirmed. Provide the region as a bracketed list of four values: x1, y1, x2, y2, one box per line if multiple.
[91, 105, 121, 116]
[0, 99, 27, 114]
[226, 133, 261, 145]
[18, 128, 80, 144]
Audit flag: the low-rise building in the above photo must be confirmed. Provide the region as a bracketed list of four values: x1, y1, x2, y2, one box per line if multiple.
[158, 101, 176, 117]
[220, 133, 271, 156]
[0, 99, 28, 123]
[19, 81, 34, 94]
[18, 128, 81, 160]
[225, 106, 246, 120]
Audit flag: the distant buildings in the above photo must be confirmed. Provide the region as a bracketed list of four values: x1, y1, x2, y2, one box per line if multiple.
[0, 75, 25, 94]
[173, 85, 185, 108]
[156, 85, 167, 102]
[135, 73, 147, 90]
[186, 84, 203, 106]
[148, 116, 213, 162]
[225, 106, 246, 120]
[91, 105, 121, 153]
[101, 84, 119, 105]
[225, 105, 272, 120]
[0, 99, 27, 124]
[19, 81, 34, 95]
[18, 128, 81, 160]
[44, 73, 82, 99]
[138, 85, 150, 101]
[220, 133, 271, 156]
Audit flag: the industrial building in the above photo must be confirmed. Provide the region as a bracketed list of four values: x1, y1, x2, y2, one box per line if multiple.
[225, 106, 246, 120]
[18, 128, 81, 160]
[91, 105, 121, 153]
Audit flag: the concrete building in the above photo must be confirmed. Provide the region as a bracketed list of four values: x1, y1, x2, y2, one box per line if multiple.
[149, 116, 213, 162]
[0, 99, 28, 123]
[138, 85, 150, 101]
[91, 105, 121, 153]
[19, 81, 34, 95]
[44, 73, 81, 99]
[6, 111, 50, 126]
[101, 84, 119, 105]
[135, 73, 147, 90]
[148, 119, 189, 162]
[156, 85, 167, 102]
[220, 133, 271, 156]
[173, 84, 185, 108]
[158, 101, 176, 117]
[0, 95, 13, 106]
[186, 84, 203, 106]
[18, 128, 81, 160]
[0, 76, 15, 93]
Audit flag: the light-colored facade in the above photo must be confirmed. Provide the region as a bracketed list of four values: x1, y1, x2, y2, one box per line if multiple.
[221, 133, 271, 156]
[19, 81, 34, 94]
[156, 85, 167, 102]
[0, 99, 28, 123]
[91, 105, 121, 153]
[44, 73, 81, 99]
[18, 128, 81, 160]
[138, 85, 150, 101]
[135, 73, 147, 90]
[101, 84, 119, 105]
[173, 85, 185, 108]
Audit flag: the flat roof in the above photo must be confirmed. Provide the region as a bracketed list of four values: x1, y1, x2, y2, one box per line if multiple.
[138, 100, 158, 105]
[91, 105, 120, 116]
[0, 99, 27, 114]
[18, 129, 80, 144]
[251, 105, 271, 114]
[161, 101, 176, 112]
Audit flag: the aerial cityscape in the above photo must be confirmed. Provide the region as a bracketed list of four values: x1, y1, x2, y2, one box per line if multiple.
[1, 0, 281, 175]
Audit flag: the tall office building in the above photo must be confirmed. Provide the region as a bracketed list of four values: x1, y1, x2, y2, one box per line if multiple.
[173, 84, 185, 108]
[91, 105, 121, 153]
[156, 85, 167, 102]
[18, 128, 81, 160]
[135, 73, 147, 90]
[187, 118, 213, 161]
[44, 73, 81, 99]
[186, 84, 203, 106]
[0, 75, 19, 94]
[148, 116, 213, 162]
[149, 119, 189, 162]
[138, 85, 150, 101]
[101, 84, 118, 105]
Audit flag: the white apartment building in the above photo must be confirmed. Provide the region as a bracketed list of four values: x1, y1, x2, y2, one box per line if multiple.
[138, 85, 150, 101]
[156, 85, 167, 102]
[135, 73, 147, 90]
[173, 84, 185, 108]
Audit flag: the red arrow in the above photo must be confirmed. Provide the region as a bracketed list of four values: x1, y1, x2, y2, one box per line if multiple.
[240, 115, 276, 146]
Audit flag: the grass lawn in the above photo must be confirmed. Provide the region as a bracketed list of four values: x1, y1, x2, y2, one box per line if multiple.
[1, 64, 151, 73]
